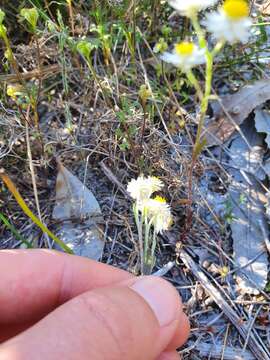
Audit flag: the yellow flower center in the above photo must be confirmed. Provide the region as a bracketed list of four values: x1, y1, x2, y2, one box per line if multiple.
[175, 42, 194, 56]
[223, 0, 249, 19]
[154, 196, 167, 203]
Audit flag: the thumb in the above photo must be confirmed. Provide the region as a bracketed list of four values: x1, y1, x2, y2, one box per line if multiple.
[0, 277, 189, 360]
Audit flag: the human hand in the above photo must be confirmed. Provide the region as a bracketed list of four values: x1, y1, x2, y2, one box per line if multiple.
[0, 250, 189, 360]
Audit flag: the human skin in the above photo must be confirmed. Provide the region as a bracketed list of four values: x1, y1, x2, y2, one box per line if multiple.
[0, 250, 189, 360]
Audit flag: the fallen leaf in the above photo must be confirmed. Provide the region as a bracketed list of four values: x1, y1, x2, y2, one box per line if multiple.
[227, 122, 268, 294]
[52, 162, 104, 260]
[204, 80, 270, 146]
[254, 108, 270, 147]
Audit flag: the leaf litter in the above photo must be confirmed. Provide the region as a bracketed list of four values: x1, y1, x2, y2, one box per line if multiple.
[204, 80, 270, 146]
[52, 161, 104, 260]
[227, 121, 268, 294]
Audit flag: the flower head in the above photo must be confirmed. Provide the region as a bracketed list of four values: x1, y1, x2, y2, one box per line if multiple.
[144, 196, 173, 233]
[160, 41, 205, 72]
[6, 84, 24, 100]
[127, 176, 164, 203]
[204, 0, 252, 43]
[169, 0, 218, 17]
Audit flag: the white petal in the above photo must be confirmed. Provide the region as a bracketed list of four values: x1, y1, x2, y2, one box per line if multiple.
[169, 0, 218, 15]
[160, 52, 182, 66]
[204, 10, 252, 43]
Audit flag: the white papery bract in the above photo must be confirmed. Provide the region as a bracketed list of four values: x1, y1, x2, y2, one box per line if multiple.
[204, 0, 252, 44]
[160, 42, 205, 72]
[144, 196, 172, 234]
[169, 0, 218, 17]
[127, 176, 164, 203]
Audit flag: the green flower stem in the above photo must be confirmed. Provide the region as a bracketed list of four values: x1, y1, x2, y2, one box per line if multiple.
[150, 229, 157, 270]
[212, 40, 225, 58]
[186, 70, 203, 101]
[190, 13, 207, 49]
[193, 41, 224, 156]
[193, 49, 213, 155]
[143, 208, 153, 273]
[133, 203, 144, 273]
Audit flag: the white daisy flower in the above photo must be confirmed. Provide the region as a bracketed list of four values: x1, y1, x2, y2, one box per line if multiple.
[144, 196, 173, 234]
[169, 0, 218, 17]
[204, 0, 252, 44]
[160, 41, 205, 72]
[127, 176, 164, 203]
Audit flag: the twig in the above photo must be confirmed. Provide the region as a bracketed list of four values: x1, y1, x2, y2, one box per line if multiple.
[25, 107, 50, 248]
[100, 161, 130, 197]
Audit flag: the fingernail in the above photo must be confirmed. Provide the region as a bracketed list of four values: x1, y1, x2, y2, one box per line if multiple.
[130, 276, 178, 327]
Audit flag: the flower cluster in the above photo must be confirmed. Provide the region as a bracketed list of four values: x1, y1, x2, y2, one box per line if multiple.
[160, 0, 252, 72]
[127, 176, 172, 234]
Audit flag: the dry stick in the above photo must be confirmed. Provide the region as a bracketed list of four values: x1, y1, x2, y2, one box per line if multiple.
[0, 65, 60, 83]
[100, 161, 129, 197]
[179, 249, 270, 360]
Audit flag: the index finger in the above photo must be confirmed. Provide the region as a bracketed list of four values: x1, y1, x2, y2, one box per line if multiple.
[0, 249, 132, 324]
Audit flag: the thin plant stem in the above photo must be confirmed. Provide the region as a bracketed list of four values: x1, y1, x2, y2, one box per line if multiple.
[85, 57, 111, 108]
[194, 50, 213, 153]
[190, 13, 207, 49]
[25, 107, 50, 247]
[132, 0, 137, 63]
[150, 230, 157, 270]
[140, 101, 147, 148]
[133, 204, 144, 273]
[143, 215, 151, 270]
[186, 70, 204, 100]
[186, 50, 213, 211]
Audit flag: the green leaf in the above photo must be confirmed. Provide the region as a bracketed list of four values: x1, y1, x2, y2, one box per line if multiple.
[0, 9, 5, 25]
[77, 40, 93, 60]
[20, 8, 39, 31]
[0, 212, 32, 248]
